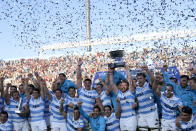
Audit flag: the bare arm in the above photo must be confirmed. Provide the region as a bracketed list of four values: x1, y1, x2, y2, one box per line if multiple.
[95, 97, 104, 114]
[152, 80, 161, 97]
[104, 72, 110, 85]
[109, 72, 118, 94]
[0, 77, 5, 97]
[28, 73, 40, 89]
[99, 79, 111, 95]
[23, 78, 30, 100]
[40, 80, 45, 99]
[176, 115, 181, 128]
[43, 82, 52, 101]
[59, 99, 67, 118]
[76, 58, 83, 90]
[115, 98, 121, 119]
[142, 65, 155, 85]
[125, 65, 135, 92]
[4, 84, 10, 104]
[77, 128, 82, 131]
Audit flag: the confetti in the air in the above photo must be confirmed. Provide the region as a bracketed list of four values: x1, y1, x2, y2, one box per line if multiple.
[0, 0, 196, 53]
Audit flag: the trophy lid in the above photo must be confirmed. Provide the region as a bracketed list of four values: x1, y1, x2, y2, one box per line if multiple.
[109, 50, 124, 59]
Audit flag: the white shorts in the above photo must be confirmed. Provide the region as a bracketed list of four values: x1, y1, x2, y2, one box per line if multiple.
[31, 120, 47, 131]
[161, 119, 176, 131]
[138, 111, 159, 128]
[51, 122, 67, 131]
[120, 116, 137, 131]
[13, 120, 30, 131]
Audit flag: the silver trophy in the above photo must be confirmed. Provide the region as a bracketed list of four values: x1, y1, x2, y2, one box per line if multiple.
[15, 99, 23, 114]
[108, 50, 125, 69]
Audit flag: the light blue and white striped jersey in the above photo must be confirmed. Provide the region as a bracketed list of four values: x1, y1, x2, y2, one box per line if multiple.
[0, 120, 13, 131]
[136, 82, 156, 114]
[78, 87, 99, 114]
[65, 95, 79, 115]
[78, 87, 99, 127]
[7, 98, 27, 122]
[99, 90, 112, 107]
[160, 92, 183, 120]
[117, 89, 136, 118]
[104, 113, 120, 131]
[50, 95, 66, 123]
[179, 115, 196, 131]
[0, 97, 4, 112]
[67, 114, 84, 131]
[28, 96, 45, 123]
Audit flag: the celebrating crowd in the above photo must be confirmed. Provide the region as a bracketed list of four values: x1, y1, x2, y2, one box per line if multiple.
[0, 52, 196, 131]
[0, 45, 195, 87]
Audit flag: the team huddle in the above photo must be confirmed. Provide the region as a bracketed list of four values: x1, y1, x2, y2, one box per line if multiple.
[0, 58, 196, 131]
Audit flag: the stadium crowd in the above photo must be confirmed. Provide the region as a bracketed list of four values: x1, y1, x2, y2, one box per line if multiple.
[0, 45, 195, 131]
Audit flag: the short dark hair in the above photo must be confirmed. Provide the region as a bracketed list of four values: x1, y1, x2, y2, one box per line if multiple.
[0, 111, 8, 118]
[170, 77, 178, 83]
[59, 73, 66, 77]
[10, 85, 17, 90]
[54, 88, 62, 93]
[68, 86, 75, 91]
[93, 105, 101, 112]
[33, 88, 40, 94]
[180, 75, 189, 80]
[120, 79, 129, 87]
[104, 105, 112, 111]
[189, 77, 196, 83]
[84, 78, 92, 83]
[167, 83, 174, 88]
[74, 106, 80, 111]
[28, 84, 35, 90]
[137, 72, 146, 78]
[182, 106, 192, 114]
[12, 90, 19, 95]
[96, 83, 103, 88]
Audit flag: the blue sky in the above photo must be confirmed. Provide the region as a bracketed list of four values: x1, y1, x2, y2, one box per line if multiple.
[0, 0, 196, 60]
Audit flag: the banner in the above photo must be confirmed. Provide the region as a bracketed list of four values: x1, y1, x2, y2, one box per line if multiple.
[92, 66, 180, 88]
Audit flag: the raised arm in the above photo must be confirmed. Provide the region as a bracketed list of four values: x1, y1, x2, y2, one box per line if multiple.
[188, 66, 196, 75]
[23, 78, 30, 100]
[152, 79, 161, 97]
[109, 71, 118, 94]
[99, 79, 111, 95]
[4, 83, 10, 104]
[125, 65, 135, 92]
[95, 97, 104, 115]
[40, 80, 45, 99]
[115, 98, 121, 119]
[28, 73, 40, 89]
[0, 77, 5, 97]
[43, 80, 52, 101]
[76, 58, 83, 90]
[59, 99, 67, 118]
[78, 102, 90, 121]
[141, 65, 155, 85]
